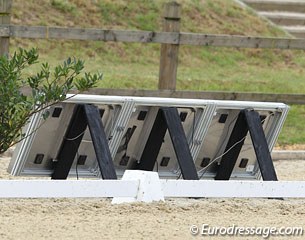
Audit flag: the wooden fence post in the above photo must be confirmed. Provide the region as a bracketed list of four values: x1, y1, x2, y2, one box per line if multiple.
[0, 0, 12, 56]
[158, 2, 181, 90]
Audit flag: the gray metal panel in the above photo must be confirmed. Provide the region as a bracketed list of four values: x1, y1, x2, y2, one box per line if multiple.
[8, 95, 289, 180]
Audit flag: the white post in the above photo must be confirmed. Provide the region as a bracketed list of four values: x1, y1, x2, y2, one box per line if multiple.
[112, 170, 165, 204]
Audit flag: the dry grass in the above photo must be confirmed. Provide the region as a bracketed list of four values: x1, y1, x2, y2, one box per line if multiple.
[8, 0, 305, 145]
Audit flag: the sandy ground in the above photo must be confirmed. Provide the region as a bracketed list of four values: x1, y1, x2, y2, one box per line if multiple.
[0, 156, 304, 240]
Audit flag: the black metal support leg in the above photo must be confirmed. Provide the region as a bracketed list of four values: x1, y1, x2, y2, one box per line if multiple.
[137, 109, 168, 171]
[138, 107, 198, 180]
[161, 107, 198, 180]
[52, 104, 117, 180]
[84, 104, 117, 179]
[215, 109, 278, 181]
[244, 109, 278, 181]
[215, 110, 249, 180]
[52, 104, 87, 179]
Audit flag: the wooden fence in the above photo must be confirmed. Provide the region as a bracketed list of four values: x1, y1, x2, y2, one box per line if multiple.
[1, 0, 305, 103]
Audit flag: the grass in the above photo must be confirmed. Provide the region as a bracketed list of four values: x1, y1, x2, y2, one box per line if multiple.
[9, 0, 305, 145]
[279, 105, 305, 145]
[50, 0, 78, 14]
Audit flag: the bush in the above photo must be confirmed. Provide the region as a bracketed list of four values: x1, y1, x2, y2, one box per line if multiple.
[0, 48, 102, 154]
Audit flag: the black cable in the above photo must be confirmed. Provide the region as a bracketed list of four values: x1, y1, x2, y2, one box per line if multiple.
[198, 111, 275, 179]
[64, 130, 87, 180]
[197, 114, 238, 179]
[75, 150, 79, 180]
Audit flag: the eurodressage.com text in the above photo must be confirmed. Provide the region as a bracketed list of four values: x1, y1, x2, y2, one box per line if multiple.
[190, 224, 304, 238]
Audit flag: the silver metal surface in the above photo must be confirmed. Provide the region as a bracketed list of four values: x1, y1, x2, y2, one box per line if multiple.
[8, 94, 289, 180]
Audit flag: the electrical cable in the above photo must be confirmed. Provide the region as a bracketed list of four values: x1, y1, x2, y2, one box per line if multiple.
[64, 130, 87, 180]
[198, 135, 247, 178]
[75, 150, 79, 180]
[64, 130, 87, 141]
[196, 114, 238, 179]
[239, 112, 275, 153]
[198, 111, 275, 179]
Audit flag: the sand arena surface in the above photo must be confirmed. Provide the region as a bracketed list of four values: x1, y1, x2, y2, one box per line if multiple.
[0, 156, 304, 240]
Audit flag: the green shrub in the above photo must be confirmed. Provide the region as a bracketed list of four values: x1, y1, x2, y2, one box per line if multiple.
[0, 48, 102, 154]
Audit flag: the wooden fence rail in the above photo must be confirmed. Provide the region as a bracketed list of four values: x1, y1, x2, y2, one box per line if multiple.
[1, 25, 305, 50]
[81, 89, 305, 105]
[1, 0, 305, 104]
[20, 87, 305, 105]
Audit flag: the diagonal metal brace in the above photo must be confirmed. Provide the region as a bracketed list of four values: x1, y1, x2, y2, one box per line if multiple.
[52, 104, 117, 180]
[83, 104, 117, 179]
[215, 109, 277, 181]
[244, 109, 278, 181]
[137, 107, 198, 180]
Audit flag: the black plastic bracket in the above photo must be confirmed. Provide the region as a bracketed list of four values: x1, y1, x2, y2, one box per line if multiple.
[215, 109, 278, 181]
[52, 104, 117, 180]
[137, 107, 198, 180]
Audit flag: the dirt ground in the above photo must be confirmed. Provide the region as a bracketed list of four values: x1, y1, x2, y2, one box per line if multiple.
[0, 156, 304, 240]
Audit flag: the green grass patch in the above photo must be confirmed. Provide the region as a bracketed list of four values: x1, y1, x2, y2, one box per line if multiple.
[50, 0, 78, 14]
[279, 105, 305, 145]
[9, 0, 305, 145]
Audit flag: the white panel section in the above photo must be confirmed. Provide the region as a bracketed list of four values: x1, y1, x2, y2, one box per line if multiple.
[0, 180, 138, 198]
[8, 110, 43, 176]
[162, 180, 305, 198]
[65, 94, 288, 110]
[0, 179, 304, 199]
